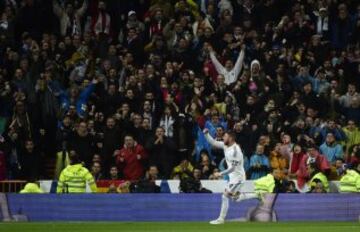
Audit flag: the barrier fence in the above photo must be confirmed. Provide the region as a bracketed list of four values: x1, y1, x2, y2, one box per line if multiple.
[2, 193, 360, 222]
[0, 181, 26, 193]
[0, 180, 342, 193]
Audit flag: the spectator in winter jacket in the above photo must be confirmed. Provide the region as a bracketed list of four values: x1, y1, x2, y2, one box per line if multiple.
[249, 145, 270, 180]
[319, 119, 347, 143]
[68, 121, 95, 168]
[269, 143, 288, 178]
[319, 133, 344, 165]
[19, 139, 40, 180]
[115, 135, 147, 180]
[296, 145, 330, 189]
[289, 144, 306, 176]
[146, 127, 177, 178]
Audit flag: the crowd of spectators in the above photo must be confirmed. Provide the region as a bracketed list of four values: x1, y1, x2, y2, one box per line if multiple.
[0, 0, 360, 193]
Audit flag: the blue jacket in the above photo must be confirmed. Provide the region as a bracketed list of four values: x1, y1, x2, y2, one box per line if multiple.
[319, 142, 343, 164]
[249, 154, 270, 180]
[59, 83, 95, 118]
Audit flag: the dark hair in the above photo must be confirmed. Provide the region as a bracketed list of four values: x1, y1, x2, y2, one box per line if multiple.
[225, 130, 236, 140]
[69, 151, 80, 165]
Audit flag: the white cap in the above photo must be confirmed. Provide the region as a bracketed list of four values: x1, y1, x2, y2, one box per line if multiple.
[128, 10, 136, 17]
[319, 7, 327, 12]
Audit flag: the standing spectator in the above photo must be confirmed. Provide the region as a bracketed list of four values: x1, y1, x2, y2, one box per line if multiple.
[115, 135, 147, 180]
[209, 45, 245, 85]
[159, 106, 175, 138]
[146, 127, 176, 178]
[91, 161, 103, 181]
[68, 121, 95, 168]
[319, 133, 344, 165]
[249, 144, 270, 180]
[91, 1, 111, 37]
[101, 117, 121, 171]
[108, 165, 120, 180]
[19, 139, 40, 180]
[52, 0, 88, 37]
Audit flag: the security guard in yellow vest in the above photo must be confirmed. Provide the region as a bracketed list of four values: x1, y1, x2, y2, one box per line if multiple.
[20, 182, 44, 193]
[254, 173, 276, 194]
[339, 168, 360, 193]
[57, 151, 97, 193]
[308, 163, 329, 192]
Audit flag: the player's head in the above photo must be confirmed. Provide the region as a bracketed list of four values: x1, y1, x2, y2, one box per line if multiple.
[223, 130, 236, 145]
[69, 150, 81, 165]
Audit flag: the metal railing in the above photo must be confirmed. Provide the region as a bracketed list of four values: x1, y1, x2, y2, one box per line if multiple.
[0, 181, 26, 193]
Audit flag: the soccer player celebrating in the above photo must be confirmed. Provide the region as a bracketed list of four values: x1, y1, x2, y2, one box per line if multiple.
[204, 128, 257, 224]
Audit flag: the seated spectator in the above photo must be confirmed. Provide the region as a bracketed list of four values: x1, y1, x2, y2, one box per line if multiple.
[249, 145, 270, 180]
[144, 165, 161, 181]
[209, 168, 221, 180]
[285, 181, 299, 193]
[108, 166, 120, 181]
[319, 132, 344, 165]
[115, 135, 147, 181]
[198, 152, 215, 179]
[91, 161, 103, 181]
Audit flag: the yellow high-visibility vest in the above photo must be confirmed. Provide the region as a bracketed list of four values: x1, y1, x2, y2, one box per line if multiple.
[57, 164, 97, 193]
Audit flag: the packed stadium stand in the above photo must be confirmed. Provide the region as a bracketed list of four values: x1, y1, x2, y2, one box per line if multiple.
[0, 0, 359, 196]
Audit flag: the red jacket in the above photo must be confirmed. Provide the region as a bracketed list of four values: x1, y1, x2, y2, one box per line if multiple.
[289, 152, 306, 174]
[116, 144, 147, 180]
[296, 151, 330, 188]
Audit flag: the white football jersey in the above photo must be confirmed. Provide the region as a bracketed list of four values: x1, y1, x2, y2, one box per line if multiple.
[205, 133, 246, 183]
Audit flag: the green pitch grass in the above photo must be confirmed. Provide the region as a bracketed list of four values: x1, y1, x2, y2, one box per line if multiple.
[0, 222, 359, 232]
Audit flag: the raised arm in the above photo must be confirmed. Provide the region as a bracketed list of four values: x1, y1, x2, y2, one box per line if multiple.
[233, 46, 245, 77]
[52, 0, 63, 17]
[76, 0, 88, 17]
[209, 51, 225, 74]
[204, 129, 224, 149]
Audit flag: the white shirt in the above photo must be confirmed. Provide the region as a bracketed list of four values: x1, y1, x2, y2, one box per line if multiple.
[205, 133, 246, 183]
[210, 49, 245, 85]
